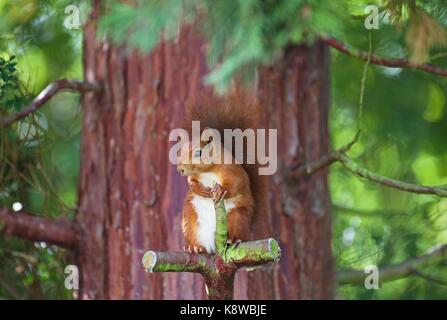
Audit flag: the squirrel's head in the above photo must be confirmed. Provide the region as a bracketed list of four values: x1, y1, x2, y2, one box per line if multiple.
[176, 138, 218, 176]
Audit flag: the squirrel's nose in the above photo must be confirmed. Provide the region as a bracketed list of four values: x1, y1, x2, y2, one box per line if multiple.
[177, 168, 185, 175]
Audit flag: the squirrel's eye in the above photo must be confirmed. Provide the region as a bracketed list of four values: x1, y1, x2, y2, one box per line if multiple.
[194, 149, 202, 158]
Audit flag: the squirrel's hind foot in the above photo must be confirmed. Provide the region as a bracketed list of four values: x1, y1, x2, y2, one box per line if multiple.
[184, 244, 206, 254]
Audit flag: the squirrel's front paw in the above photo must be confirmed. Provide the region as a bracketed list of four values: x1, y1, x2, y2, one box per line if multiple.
[189, 179, 212, 198]
[211, 184, 227, 203]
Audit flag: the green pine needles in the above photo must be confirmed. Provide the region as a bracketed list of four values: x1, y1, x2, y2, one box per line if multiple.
[99, 0, 345, 90]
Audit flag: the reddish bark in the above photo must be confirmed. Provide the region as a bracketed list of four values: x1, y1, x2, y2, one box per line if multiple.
[252, 43, 335, 299]
[78, 0, 212, 299]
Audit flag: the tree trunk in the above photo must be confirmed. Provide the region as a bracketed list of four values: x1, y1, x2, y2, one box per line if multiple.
[76, 1, 334, 299]
[256, 44, 335, 299]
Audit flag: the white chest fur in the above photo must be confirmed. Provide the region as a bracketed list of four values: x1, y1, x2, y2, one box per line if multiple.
[191, 196, 216, 253]
[191, 191, 237, 254]
[193, 173, 221, 253]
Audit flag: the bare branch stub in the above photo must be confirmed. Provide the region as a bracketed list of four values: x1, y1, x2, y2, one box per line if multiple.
[141, 194, 281, 300]
[0, 208, 80, 250]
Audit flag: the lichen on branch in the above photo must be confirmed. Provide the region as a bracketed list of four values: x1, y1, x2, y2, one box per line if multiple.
[141, 194, 281, 300]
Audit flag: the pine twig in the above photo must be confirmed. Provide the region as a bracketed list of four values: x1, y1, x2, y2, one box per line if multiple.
[1, 79, 102, 127]
[322, 37, 447, 77]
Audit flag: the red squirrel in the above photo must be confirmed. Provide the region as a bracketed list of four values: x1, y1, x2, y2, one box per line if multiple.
[176, 93, 267, 254]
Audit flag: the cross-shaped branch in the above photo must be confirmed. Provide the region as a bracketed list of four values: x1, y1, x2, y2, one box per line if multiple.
[141, 195, 281, 300]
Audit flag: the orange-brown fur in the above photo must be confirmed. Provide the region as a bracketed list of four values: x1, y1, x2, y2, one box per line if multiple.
[178, 92, 268, 253]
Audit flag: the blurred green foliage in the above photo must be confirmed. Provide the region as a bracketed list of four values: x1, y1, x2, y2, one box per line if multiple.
[0, 0, 447, 299]
[331, 29, 447, 299]
[0, 0, 85, 299]
[0, 56, 28, 112]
